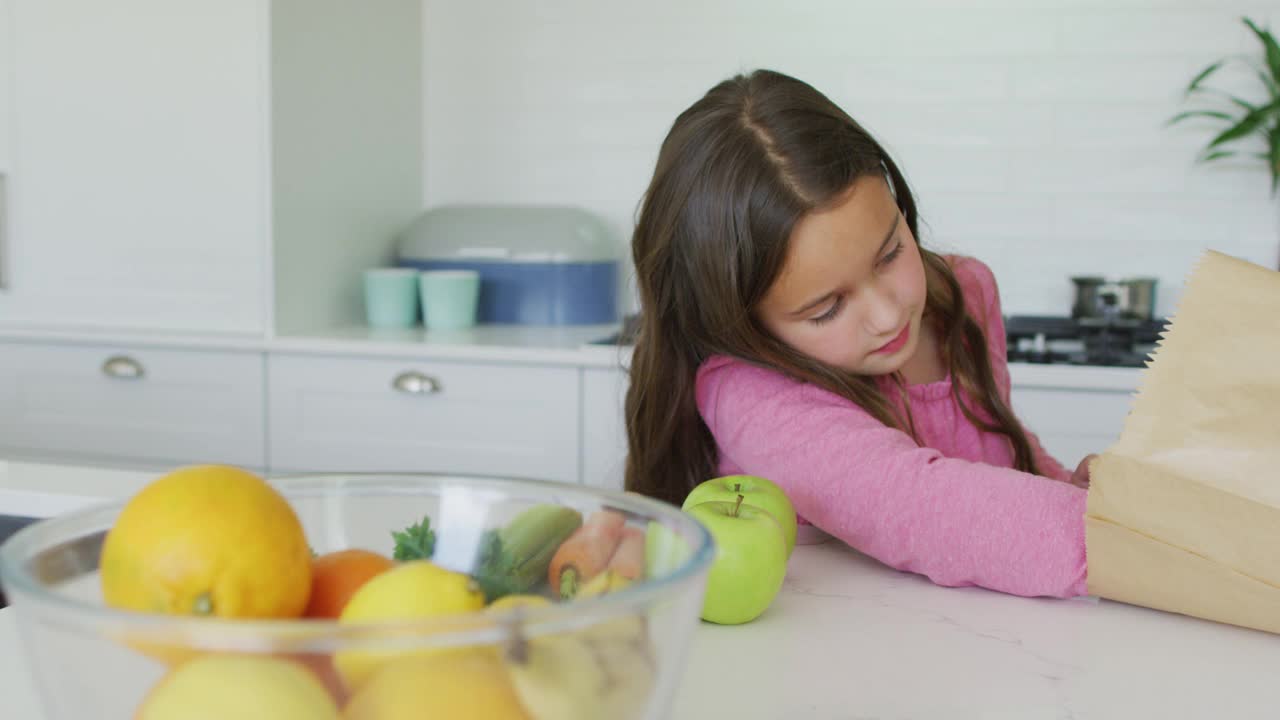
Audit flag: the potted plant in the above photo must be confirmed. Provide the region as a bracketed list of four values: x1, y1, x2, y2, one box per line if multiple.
[1170, 17, 1280, 193]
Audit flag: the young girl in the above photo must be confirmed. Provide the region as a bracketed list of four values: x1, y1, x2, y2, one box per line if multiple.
[624, 69, 1092, 600]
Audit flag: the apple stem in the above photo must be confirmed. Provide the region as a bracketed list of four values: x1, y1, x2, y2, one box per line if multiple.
[732, 493, 745, 518]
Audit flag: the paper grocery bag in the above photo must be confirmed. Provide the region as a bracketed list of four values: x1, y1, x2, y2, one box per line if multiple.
[1085, 250, 1280, 634]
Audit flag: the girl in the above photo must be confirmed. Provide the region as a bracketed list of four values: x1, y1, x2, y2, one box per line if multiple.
[624, 69, 1092, 599]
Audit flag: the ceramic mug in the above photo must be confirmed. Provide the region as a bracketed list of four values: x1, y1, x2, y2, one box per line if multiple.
[419, 270, 481, 330]
[363, 268, 420, 328]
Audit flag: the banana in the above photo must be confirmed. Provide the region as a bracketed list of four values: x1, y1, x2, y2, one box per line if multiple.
[575, 569, 633, 599]
[502, 614, 656, 720]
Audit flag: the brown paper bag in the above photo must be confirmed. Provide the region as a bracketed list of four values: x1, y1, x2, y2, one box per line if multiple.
[1085, 250, 1280, 634]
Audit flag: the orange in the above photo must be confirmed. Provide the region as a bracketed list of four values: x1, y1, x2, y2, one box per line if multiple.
[100, 464, 312, 620]
[305, 549, 396, 619]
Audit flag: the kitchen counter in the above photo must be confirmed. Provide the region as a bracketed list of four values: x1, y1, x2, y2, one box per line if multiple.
[3, 462, 1280, 718]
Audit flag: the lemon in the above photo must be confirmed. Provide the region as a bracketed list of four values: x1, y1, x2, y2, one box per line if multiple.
[335, 561, 486, 691]
[101, 465, 311, 620]
[486, 594, 552, 613]
[343, 651, 529, 720]
[136, 654, 340, 720]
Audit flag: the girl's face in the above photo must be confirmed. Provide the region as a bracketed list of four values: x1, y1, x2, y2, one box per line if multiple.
[758, 175, 927, 376]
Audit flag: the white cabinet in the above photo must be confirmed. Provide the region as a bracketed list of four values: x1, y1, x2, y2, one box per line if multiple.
[0, 0, 422, 336]
[1011, 387, 1134, 469]
[0, 0, 267, 334]
[0, 340, 266, 468]
[581, 366, 629, 490]
[268, 354, 582, 485]
[0, 0, 13, 289]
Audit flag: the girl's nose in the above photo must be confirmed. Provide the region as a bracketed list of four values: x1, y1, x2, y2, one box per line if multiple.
[861, 283, 901, 336]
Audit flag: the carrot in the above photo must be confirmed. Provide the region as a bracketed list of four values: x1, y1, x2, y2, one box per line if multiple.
[548, 509, 626, 598]
[604, 526, 645, 581]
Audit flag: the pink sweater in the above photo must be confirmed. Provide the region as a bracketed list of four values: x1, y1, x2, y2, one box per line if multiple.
[695, 256, 1089, 598]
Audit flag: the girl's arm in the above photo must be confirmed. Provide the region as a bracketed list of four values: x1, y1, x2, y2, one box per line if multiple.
[698, 360, 1089, 599]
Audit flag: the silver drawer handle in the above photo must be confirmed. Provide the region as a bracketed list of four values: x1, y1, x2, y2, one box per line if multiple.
[391, 371, 441, 395]
[101, 355, 145, 380]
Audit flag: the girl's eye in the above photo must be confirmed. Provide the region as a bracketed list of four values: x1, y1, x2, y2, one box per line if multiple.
[879, 241, 903, 266]
[808, 296, 844, 326]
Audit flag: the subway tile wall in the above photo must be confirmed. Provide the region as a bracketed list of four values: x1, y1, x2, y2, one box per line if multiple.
[422, 1, 1280, 317]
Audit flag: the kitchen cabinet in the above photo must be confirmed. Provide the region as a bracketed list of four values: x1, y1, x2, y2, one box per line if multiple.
[267, 353, 582, 485]
[0, 0, 14, 290]
[0, 0, 421, 336]
[0, 339, 266, 468]
[581, 366, 629, 489]
[1010, 386, 1133, 468]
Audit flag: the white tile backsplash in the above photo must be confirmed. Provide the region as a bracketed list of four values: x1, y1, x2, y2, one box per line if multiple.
[422, 1, 1280, 318]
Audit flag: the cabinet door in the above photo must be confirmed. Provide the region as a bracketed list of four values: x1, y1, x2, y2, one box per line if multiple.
[0, 0, 266, 334]
[1011, 387, 1135, 468]
[268, 354, 581, 484]
[0, 340, 267, 468]
[0, 0, 11, 289]
[581, 367, 629, 490]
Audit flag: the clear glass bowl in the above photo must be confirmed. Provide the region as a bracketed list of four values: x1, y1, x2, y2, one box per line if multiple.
[0, 473, 714, 719]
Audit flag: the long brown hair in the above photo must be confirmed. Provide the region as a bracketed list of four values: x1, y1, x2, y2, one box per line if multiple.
[624, 69, 1041, 507]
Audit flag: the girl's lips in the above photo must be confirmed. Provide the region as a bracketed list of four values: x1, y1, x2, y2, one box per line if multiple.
[872, 323, 911, 355]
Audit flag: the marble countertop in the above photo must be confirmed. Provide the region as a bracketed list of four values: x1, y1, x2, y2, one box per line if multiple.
[3, 460, 1280, 718]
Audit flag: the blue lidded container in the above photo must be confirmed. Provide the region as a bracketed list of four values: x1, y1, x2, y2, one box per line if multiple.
[396, 205, 620, 326]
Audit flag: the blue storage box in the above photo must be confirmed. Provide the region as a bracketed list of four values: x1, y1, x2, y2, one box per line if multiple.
[396, 205, 620, 326]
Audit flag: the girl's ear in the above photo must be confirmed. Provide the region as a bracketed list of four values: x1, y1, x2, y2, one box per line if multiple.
[880, 161, 898, 201]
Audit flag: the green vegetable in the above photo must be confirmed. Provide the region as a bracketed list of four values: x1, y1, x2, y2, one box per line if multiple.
[391, 515, 437, 561]
[472, 504, 583, 602]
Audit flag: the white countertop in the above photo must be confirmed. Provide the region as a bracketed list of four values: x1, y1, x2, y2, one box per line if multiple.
[0, 324, 1142, 388]
[4, 461, 1280, 718]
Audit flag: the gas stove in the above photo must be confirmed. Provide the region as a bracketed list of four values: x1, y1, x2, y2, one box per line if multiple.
[1005, 315, 1168, 368]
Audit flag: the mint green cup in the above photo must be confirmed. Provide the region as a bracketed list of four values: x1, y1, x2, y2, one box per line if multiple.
[419, 270, 481, 330]
[363, 268, 420, 328]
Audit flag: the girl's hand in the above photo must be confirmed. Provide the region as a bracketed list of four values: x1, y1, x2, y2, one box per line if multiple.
[1071, 454, 1098, 489]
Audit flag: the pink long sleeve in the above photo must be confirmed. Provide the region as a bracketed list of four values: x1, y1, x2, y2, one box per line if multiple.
[694, 257, 1088, 599]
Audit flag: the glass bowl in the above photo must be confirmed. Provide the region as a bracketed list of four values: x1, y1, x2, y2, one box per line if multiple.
[0, 473, 714, 719]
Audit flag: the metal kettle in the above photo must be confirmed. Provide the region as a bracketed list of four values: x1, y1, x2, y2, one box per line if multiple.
[1071, 276, 1158, 322]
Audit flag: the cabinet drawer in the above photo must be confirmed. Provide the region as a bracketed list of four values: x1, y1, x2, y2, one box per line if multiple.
[268, 354, 580, 484]
[0, 341, 266, 468]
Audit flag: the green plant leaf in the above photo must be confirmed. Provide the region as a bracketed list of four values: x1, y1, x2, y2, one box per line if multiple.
[1200, 149, 1240, 162]
[1270, 124, 1280, 194]
[1194, 87, 1258, 112]
[1243, 18, 1280, 86]
[1207, 99, 1280, 148]
[1185, 60, 1225, 94]
[1255, 67, 1280, 97]
[1168, 109, 1236, 126]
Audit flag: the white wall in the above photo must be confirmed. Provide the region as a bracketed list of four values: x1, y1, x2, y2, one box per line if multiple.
[422, 0, 1280, 318]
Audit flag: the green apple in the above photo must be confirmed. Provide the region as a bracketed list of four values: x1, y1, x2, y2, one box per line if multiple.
[685, 496, 787, 625]
[644, 520, 692, 580]
[683, 475, 797, 556]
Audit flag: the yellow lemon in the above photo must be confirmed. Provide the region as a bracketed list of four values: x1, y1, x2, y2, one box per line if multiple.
[486, 594, 553, 613]
[101, 465, 311, 620]
[136, 654, 340, 720]
[343, 651, 529, 720]
[335, 561, 486, 691]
